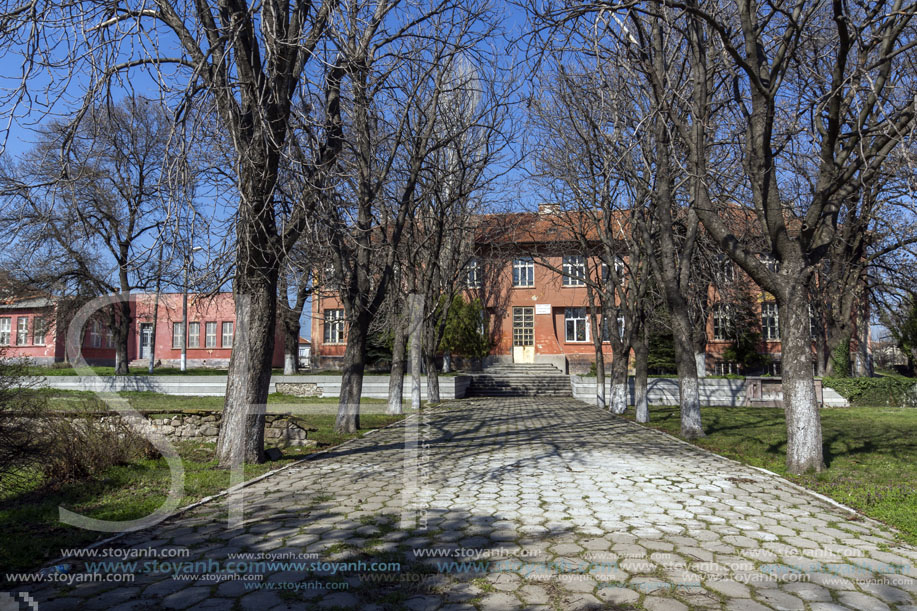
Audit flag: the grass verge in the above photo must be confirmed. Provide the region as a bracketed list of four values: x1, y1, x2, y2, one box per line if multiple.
[623, 406, 917, 545]
[0, 404, 409, 573]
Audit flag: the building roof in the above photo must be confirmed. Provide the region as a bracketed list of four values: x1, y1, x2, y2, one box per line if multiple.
[0, 296, 56, 310]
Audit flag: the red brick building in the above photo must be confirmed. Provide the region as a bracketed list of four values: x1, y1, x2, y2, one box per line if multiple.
[311, 208, 871, 374]
[0, 292, 285, 369]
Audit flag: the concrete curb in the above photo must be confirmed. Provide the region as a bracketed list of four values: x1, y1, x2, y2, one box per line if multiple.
[41, 410, 420, 571]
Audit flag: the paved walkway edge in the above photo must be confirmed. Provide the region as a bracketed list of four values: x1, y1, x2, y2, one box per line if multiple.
[42, 411, 420, 570]
[616, 407, 911, 543]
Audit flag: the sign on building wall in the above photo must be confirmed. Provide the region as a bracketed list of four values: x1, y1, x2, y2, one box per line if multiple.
[535, 304, 551, 315]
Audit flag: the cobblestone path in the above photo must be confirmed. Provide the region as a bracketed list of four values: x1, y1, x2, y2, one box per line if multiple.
[23, 398, 917, 610]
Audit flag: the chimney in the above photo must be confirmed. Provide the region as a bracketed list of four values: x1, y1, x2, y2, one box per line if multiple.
[538, 203, 560, 214]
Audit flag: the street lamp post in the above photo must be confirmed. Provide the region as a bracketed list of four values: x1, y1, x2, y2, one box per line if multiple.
[180, 246, 202, 372]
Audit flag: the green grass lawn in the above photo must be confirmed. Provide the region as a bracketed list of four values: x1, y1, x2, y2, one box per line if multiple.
[38, 388, 388, 412]
[624, 406, 917, 545]
[0, 403, 411, 574]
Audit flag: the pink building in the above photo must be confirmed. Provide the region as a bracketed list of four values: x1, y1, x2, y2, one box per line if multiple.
[0, 292, 286, 369]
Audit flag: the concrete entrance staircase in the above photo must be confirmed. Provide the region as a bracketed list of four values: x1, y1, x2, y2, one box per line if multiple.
[466, 364, 572, 397]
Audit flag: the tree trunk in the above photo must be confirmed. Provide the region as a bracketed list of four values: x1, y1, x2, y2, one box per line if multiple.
[673, 308, 704, 438]
[216, 274, 278, 467]
[634, 326, 649, 423]
[409, 293, 424, 411]
[114, 301, 131, 375]
[609, 345, 629, 415]
[388, 318, 407, 415]
[694, 352, 707, 378]
[780, 287, 824, 474]
[594, 343, 607, 410]
[282, 317, 299, 375]
[815, 331, 828, 377]
[425, 353, 440, 403]
[336, 310, 370, 434]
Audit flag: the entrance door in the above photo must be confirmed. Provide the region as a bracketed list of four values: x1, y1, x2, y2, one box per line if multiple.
[512, 306, 535, 363]
[140, 324, 153, 360]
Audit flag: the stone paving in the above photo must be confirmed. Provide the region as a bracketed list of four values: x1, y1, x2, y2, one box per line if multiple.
[21, 398, 917, 610]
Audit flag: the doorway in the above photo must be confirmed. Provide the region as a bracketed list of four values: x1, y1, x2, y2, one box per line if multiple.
[512, 306, 534, 363]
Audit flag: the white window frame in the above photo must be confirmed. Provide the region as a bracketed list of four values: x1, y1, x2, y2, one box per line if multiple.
[33, 317, 46, 346]
[761, 254, 780, 273]
[16, 317, 29, 346]
[512, 258, 535, 288]
[188, 321, 201, 348]
[562, 255, 586, 286]
[715, 255, 735, 283]
[0, 317, 9, 346]
[762, 302, 780, 341]
[172, 322, 184, 349]
[323, 309, 346, 344]
[465, 258, 482, 289]
[713, 304, 733, 341]
[565, 307, 589, 342]
[90, 320, 102, 348]
[221, 322, 234, 348]
[205, 321, 217, 348]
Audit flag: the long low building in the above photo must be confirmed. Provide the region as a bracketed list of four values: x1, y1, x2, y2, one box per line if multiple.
[0, 291, 287, 368]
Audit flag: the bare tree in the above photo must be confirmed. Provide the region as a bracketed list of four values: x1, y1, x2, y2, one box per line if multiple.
[0, 97, 177, 374]
[0, 0, 352, 466]
[317, 16, 504, 433]
[529, 63, 658, 416]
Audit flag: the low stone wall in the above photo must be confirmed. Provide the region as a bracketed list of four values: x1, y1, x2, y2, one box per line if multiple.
[97, 411, 314, 446]
[30, 374, 471, 399]
[570, 376, 849, 407]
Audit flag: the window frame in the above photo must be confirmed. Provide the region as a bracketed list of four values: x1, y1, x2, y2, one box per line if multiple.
[323, 309, 346, 344]
[33, 317, 46, 346]
[762, 302, 780, 341]
[205, 321, 217, 348]
[90, 320, 102, 348]
[465, 258, 482, 289]
[511, 257, 535, 288]
[16, 316, 29, 346]
[561, 255, 586, 286]
[0, 317, 9, 346]
[221, 321, 234, 348]
[564, 307, 589, 343]
[712, 304, 733, 341]
[172, 322, 184, 349]
[187, 321, 201, 348]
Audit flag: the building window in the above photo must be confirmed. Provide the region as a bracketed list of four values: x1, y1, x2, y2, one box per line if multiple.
[90, 320, 102, 348]
[104, 326, 114, 348]
[809, 304, 820, 339]
[16, 317, 29, 345]
[512, 257, 534, 287]
[762, 302, 780, 340]
[601, 315, 625, 342]
[0, 317, 9, 345]
[323, 309, 346, 344]
[761, 254, 779, 273]
[715, 361, 738, 375]
[172, 322, 184, 349]
[713, 304, 733, 341]
[188, 322, 200, 348]
[562, 255, 586, 286]
[465, 258, 482, 289]
[565, 307, 588, 342]
[33, 317, 46, 346]
[715, 255, 735, 284]
[222, 322, 234, 348]
[205, 322, 217, 348]
[602, 257, 626, 283]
